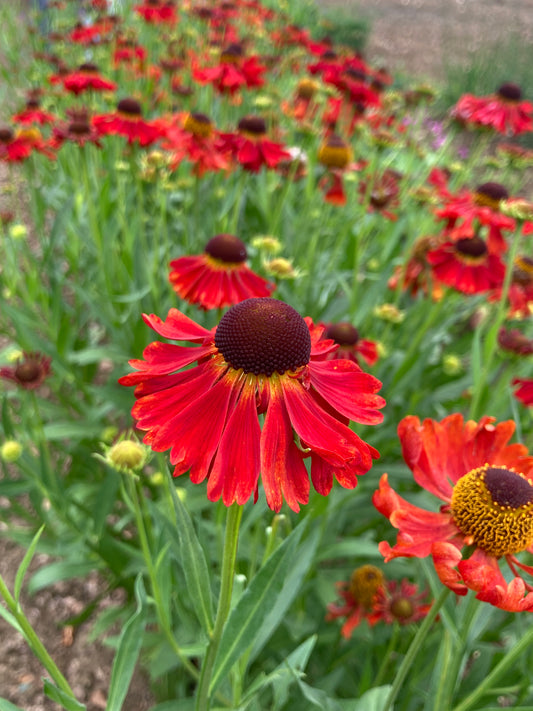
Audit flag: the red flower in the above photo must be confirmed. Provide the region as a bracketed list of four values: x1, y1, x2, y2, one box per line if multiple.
[163, 112, 229, 176]
[513, 378, 533, 407]
[317, 133, 353, 205]
[52, 108, 102, 148]
[217, 116, 290, 173]
[0, 126, 55, 162]
[373, 414, 533, 611]
[451, 83, 533, 136]
[488, 254, 533, 317]
[0, 352, 52, 390]
[368, 579, 432, 626]
[388, 235, 443, 299]
[168, 234, 274, 310]
[58, 63, 117, 96]
[426, 235, 505, 295]
[434, 181, 515, 257]
[93, 98, 162, 146]
[192, 43, 266, 97]
[326, 565, 385, 638]
[120, 298, 384, 511]
[321, 322, 378, 366]
[359, 168, 402, 221]
[12, 100, 56, 126]
[498, 327, 533, 356]
[134, 0, 177, 24]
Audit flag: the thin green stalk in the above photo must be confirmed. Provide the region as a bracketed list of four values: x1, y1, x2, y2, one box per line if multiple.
[381, 587, 450, 711]
[468, 227, 522, 420]
[0, 575, 78, 700]
[451, 623, 533, 711]
[195, 503, 244, 711]
[373, 622, 400, 688]
[124, 475, 200, 683]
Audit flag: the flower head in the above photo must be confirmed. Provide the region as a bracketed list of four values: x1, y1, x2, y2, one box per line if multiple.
[451, 83, 533, 136]
[373, 414, 533, 611]
[169, 234, 275, 310]
[322, 322, 378, 366]
[513, 378, 533, 407]
[93, 98, 163, 146]
[326, 565, 385, 637]
[369, 579, 432, 626]
[120, 298, 384, 512]
[0, 351, 52, 390]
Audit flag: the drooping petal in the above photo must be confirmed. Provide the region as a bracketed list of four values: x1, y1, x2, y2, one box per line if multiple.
[431, 541, 468, 595]
[309, 359, 384, 424]
[260, 378, 310, 512]
[207, 374, 261, 506]
[142, 308, 212, 342]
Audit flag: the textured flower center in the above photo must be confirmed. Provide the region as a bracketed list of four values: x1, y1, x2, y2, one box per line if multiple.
[451, 465, 533, 557]
[497, 82, 522, 102]
[117, 98, 142, 117]
[0, 127, 14, 143]
[349, 565, 385, 608]
[15, 360, 41, 383]
[214, 298, 311, 376]
[455, 236, 487, 261]
[474, 181, 509, 209]
[205, 234, 247, 264]
[297, 78, 318, 99]
[221, 43, 244, 64]
[325, 322, 359, 346]
[390, 597, 414, 620]
[79, 62, 99, 74]
[69, 120, 91, 135]
[184, 112, 213, 138]
[318, 134, 352, 169]
[238, 116, 267, 137]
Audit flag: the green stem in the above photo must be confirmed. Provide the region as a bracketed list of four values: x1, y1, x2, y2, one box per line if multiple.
[125, 476, 200, 684]
[451, 624, 533, 711]
[468, 228, 522, 420]
[195, 503, 244, 711]
[381, 587, 450, 711]
[373, 622, 400, 688]
[0, 575, 78, 699]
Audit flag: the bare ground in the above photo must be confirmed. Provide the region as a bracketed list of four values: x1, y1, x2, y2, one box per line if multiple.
[320, 0, 533, 81]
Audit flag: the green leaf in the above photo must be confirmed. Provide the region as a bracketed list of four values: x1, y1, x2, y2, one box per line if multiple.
[167, 478, 214, 634]
[42, 422, 102, 441]
[338, 686, 392, 711]
[42, 680, 86, 711]
[106, 574, 147, 711]
[209, 519, 309, 695]
[250, 525, 320, 660]
[28, 561, 97, 594]
[0, 601, 23, 634]
[14, 524, 45, 603]
[0, 698, 26, 711]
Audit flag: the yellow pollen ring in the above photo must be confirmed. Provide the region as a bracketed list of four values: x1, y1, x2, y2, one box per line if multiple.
[451, 464, 533, 558]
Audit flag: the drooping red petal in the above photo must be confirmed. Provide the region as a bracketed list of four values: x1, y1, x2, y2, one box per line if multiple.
[142, 308, 212, 342]
[207, 375, 261, 506]
[431, 541, 468, 595]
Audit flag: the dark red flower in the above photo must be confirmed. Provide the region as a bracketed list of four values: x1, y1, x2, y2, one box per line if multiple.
[52, 108, 102, 148]
[0, 352, 52, 390]
[120, 298, 384, 511]
[498, 327, 533, 355]
[373, 414, 533, 611]
[368, 579, 432, 626]
[168, 234, 274, 310]
[321, 322, 378, 366]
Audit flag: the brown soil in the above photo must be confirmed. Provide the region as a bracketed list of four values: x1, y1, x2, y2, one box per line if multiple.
[320, 0, 533, 81]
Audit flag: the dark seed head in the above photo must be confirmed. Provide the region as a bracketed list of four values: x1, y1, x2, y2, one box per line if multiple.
[485, 467, 533, 507]
[325, 322, 359, 346]
[497, 82, 522, 101]
[117, 97, 142, 116]
[237, 115, 266, 136]
[214, 298, 311, 376]
[205, 234, 247, 263]
[456, 236, 487, 258]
